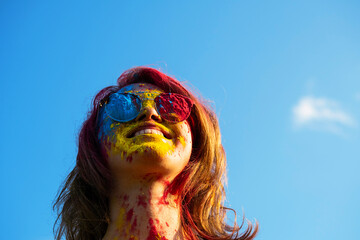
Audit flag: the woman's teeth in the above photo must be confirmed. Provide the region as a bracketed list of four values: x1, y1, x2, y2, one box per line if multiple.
[134, 129, 164, 137]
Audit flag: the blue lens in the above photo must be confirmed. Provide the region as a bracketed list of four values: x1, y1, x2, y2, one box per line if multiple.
[104, 93, 142, 122]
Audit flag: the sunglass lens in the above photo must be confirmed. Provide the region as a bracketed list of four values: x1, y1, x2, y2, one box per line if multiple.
[105, 93, 141, 122]
[155, 93, 193, 122]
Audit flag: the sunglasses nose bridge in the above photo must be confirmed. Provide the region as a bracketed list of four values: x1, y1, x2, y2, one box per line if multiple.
[141, 97, 156, 109]
[135, 98, 161, 122]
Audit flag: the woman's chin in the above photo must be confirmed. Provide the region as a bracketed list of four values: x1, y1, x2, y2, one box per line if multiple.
[109, 148, 187, 180]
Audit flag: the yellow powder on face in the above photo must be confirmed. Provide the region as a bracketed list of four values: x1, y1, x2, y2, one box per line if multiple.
[112, 133, 176, 157]
[177, 136, 186, 147]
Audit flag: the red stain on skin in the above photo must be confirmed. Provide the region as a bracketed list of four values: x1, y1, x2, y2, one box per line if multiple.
[158, 192, 170, 205]
[123, 195, 129, 202]
[159, 180, 171, 205]
[126, 155, 133, 162]
[143, 173, 163, 182]
[147, 218, 168, 240]
[162, 180, 170, 186]
[131, 217, 137, 232]
[126, 208, 134, 221]
[143, 173, 155, 180]
[137, 195, 147, 208]
[147, 218, 157, 240]
[166, 222, 169, 227]
[173, 197, 180, 205]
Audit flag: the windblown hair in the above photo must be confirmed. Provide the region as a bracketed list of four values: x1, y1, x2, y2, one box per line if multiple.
[53, 67, 258, 240]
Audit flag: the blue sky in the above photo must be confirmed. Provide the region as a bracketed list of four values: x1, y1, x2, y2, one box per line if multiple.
[1, 1, 359, 239]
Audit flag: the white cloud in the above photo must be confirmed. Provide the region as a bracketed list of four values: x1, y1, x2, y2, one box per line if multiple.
[292, 96, 356, 134]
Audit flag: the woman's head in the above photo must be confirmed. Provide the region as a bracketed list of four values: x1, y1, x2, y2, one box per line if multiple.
[97, 82, 193, 185]
[54, 67, 258, 240]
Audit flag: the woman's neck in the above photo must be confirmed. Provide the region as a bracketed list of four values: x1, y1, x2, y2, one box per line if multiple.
[102, 175, 184, 240]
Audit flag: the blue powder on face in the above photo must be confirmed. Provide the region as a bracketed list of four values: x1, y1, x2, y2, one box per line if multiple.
[98, 107, 113, 142]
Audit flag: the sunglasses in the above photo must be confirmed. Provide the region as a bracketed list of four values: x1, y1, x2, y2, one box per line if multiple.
[101, 92, 194, 123]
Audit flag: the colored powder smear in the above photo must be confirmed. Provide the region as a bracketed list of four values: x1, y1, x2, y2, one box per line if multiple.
[137, 195, 147, 208]
[98, 114, 177, 159]
[115, 208, 126, 229]
[131, 218, 137, 232]
[114, 132, 175, 157]
[126, 155, 133, 162]
[147, 218, 169, 240]
[177, 136, 186, 147]
[158, 180, 171, 205]
[126, 209, 134, 221]
[113, 207, 138, 240]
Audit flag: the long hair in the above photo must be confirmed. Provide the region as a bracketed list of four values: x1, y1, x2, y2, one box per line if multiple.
[53, 67, 258, 240]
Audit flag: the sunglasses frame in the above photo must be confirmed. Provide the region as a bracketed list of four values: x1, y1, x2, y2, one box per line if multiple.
[100, 92, 194, 123]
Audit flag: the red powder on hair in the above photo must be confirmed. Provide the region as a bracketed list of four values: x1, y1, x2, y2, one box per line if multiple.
[126, 155, 133, 162]
[168, 171, 189, 196]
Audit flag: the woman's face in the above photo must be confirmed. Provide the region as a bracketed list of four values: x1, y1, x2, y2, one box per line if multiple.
[98, 83, 193, 180]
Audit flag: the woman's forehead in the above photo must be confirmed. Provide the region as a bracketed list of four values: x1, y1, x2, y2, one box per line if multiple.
[119, 83, 163, 94]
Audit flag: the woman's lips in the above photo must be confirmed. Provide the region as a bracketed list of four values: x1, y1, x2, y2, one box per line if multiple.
[127, 123, 172, 139]
[133, 129, 164, 137]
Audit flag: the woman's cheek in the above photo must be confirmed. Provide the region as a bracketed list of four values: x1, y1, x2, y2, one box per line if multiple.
[180, 121, 192, 145]
[174, 122, 192, 158]
[98, 117, 123, 149]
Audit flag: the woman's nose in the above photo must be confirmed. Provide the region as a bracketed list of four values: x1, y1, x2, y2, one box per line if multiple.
[135, 103, 162, 122]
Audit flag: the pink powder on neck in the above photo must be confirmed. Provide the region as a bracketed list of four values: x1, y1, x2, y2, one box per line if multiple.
[126, 155, 133, 162]
[147, 218, 169, 240]
[137, 195, 147, 208]
[126, 208, 134, 221]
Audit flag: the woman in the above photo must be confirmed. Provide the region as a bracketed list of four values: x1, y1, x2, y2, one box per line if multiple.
[54, 67, 258, 240]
